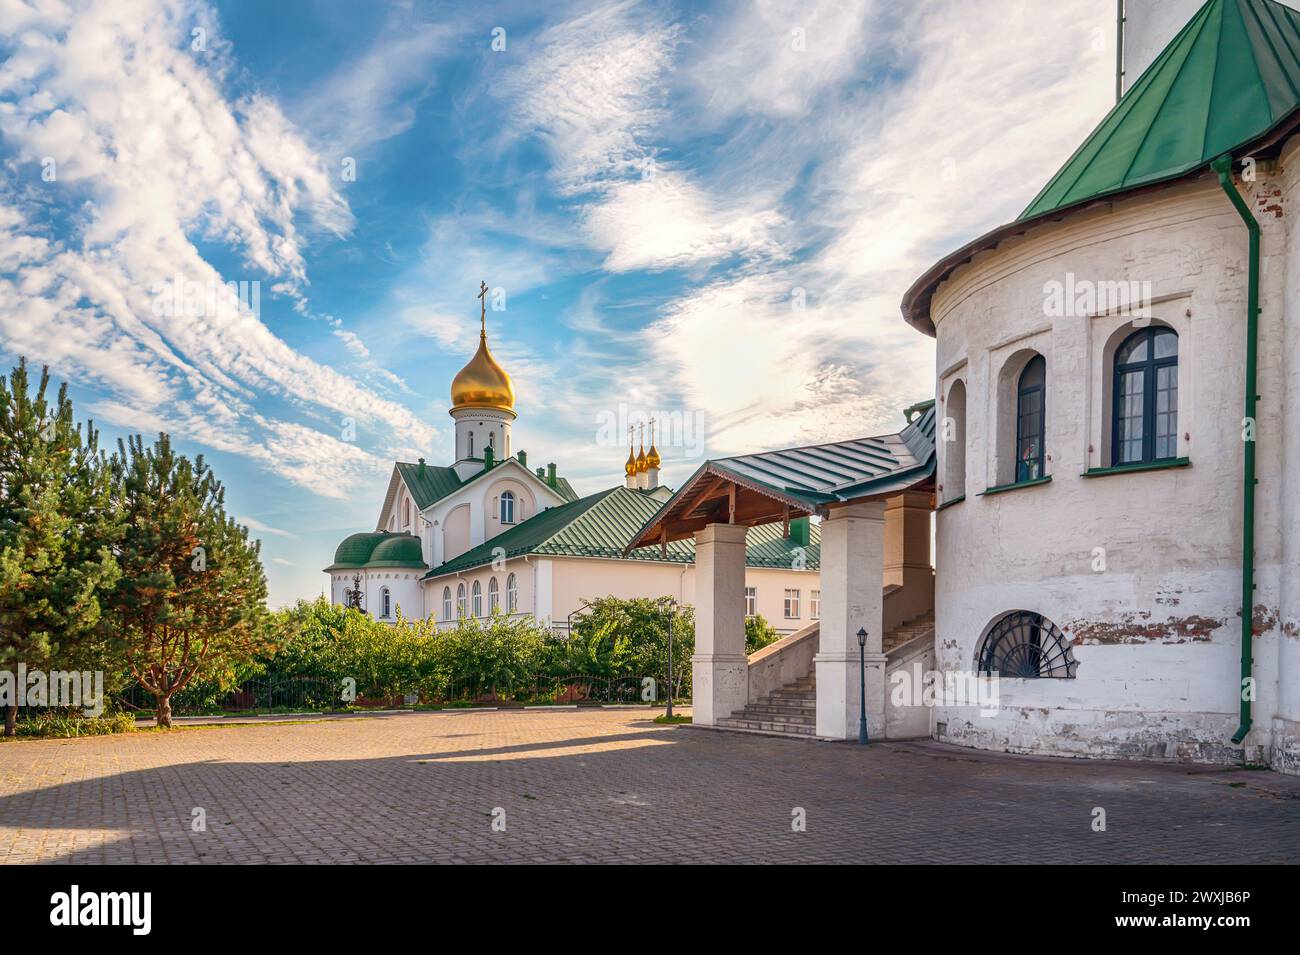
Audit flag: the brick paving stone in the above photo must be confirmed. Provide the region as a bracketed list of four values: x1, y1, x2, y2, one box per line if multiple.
[1, 709, 1297, 864]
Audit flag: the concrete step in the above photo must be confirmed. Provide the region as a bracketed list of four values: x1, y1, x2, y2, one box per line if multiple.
[746, 700, 815, 714]
[738, 707, 815, 723]
[715, 716, 816, 736]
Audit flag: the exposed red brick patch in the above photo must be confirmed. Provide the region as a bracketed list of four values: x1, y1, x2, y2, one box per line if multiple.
[1068, 611, 1223, 645]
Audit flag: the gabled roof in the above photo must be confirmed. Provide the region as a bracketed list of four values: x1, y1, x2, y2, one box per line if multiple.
[711, 403, 936, 509]
[396, 461, 462, 509]
[902, 0, 1300, 336]
[378, 457, 578, 531]
[625, 403, 935, 550]
[1024, 0, 1300, 220]
[423, 485, 821, 579]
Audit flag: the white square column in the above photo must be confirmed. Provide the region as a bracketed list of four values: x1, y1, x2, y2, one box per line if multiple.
[815, 501, 886, 739]
[692, 522, 749, 725]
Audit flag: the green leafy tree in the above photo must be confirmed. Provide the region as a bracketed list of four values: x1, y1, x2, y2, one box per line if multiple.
[108, 434, 271, 727]
[0, 360, 120, 736]
[568, 596, 694, 699]
[745, 613, 780, 655]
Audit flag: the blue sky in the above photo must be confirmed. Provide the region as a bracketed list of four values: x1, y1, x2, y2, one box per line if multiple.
[0, 0, 1113, 606]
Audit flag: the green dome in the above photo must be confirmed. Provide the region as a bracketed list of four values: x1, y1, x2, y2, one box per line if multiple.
[331, 532, 388, 567]
[368, 534, 427, 567]
[326, 532, 426, 572]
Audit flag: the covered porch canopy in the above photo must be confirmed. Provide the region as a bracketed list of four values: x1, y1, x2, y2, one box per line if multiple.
[626, 402, 937, 738]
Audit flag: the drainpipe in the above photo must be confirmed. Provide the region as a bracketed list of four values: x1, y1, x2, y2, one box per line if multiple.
[1210, 154, 1258, 745]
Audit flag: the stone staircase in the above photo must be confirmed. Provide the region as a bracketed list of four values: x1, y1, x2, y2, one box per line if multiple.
[714, 610, 936, 739]
[883, 610, 935, 653]
[715, 672, 817, 737]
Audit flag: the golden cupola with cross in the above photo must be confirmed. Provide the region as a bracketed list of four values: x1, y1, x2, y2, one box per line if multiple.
[450, 282, 517, 467]
[450, 284, 515, 413]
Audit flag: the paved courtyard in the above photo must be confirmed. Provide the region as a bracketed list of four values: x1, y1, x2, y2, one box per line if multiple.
[2, 708, 1298, 864]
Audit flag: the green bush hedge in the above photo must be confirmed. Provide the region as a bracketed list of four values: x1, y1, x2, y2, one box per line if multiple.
[8, 710, 137, 739]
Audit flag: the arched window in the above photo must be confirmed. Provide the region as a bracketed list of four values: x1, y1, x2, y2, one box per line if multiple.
[488, 576, 499, 613]
[456, 582, 466, 617]
[977, 611, 1076, 678]
[471, 580, 483, 617]
[500, 490, 515, 524]
[403, 499, 410, 528]
[1016, 356, 1046, 482]
[1113, 326, 1178, 465]
[944, 379, 967, 501]
[442, 586, 452, 621]
[380, 587, 392, 619]
[506, 573, 518, 613]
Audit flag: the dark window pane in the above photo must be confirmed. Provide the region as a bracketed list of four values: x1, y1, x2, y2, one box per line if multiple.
[1153, 328, 1178, 359]
[1117, 335, 1148, 364]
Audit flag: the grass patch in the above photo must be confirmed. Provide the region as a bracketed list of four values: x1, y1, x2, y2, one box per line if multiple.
[653, 714, 692, 725]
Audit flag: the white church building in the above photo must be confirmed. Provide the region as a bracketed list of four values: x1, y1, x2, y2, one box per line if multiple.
[899, 0, 1300, 772]
[325, 300, 821, 634]
[624, 0, 1299, 775]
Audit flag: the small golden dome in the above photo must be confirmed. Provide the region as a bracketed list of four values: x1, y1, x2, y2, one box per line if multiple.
[625, 447, 637, 477]
[450, 329, 514, 412]
[635, 445, 648, 473]
[646, 443, 661, 469]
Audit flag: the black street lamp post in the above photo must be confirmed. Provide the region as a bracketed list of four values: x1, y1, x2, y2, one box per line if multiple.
[664, 598, 677, 719]
[857, 627, 869, 745]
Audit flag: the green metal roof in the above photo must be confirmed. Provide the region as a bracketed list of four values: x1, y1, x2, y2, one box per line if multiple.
[708, 402, 936, 509]
[626, 402, 934, 552]
[325, 531, 426, 571]
[903, 0, 1300, 336]
[424, 486, 821, 578]
[1021, 0, 1300, 220]
[396, 461, 462, 509]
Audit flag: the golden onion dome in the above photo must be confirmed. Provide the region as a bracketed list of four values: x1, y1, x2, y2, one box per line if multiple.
[450, 328, 514, 412]
[624, 447, 637, 477]
[635, 445, 648, 473]
[646, 442, 661, 469]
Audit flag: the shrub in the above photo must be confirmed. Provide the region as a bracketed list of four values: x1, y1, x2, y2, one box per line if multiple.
[10, 709, 136, 739]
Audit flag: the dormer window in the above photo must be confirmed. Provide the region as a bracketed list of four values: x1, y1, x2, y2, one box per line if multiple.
[500, 490, 515, 524]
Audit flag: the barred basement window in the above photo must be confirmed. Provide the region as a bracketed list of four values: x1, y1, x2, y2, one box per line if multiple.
[976, 610, 1076, 678]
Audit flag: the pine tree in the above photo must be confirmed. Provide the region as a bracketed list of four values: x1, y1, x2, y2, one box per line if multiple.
[109, 433, 271, 727]
[0, 360, 121, 736]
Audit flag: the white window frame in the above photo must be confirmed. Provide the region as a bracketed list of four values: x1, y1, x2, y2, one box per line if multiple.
[744, 586, 757, 617]
[784, 588, 800, 619]
[488, 576, 499, 613]
[442, 587, 452, 621]
[471, 580, 483, 617]
[810, 590, 820, 620]
[456, 582, 466, 617]
[506, 573, 518, 612]
[500, 490, 515, 524]
[380, 587, 392, 619]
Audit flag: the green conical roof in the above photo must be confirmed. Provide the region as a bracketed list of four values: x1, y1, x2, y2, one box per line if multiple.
[1021, 0, 1300, 221]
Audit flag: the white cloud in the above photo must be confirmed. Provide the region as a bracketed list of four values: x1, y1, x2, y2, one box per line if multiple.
[627, 0, 1114, 454]
[689, 0, 881, 119]
[584, 173, 786, 272]
[501, 1, 781, 272]
[0, 0, 435, 496]
[238, 517, 297, 539]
